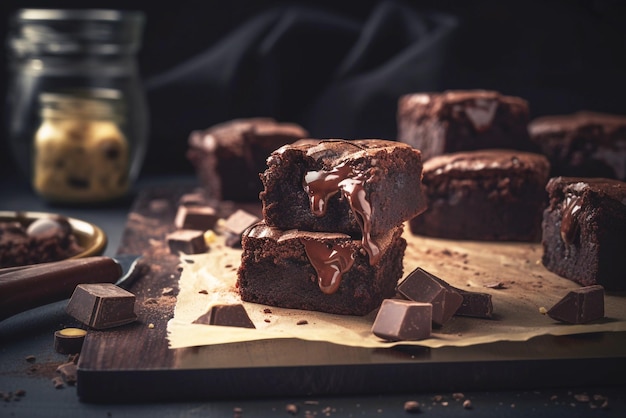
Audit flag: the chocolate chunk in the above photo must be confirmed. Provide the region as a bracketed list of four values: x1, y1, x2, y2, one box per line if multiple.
[223, 209, 260, 247]
[371, 299, 432, 341]
[455, 288, 493, 319]
[166, 229, 208, 254]
[547, 285, 605, 324]
[53, 328, 87, 354]
[56, 361, 78, 385]
[193, 303, 256, 328]
[396, 267, 463, 326]
[66, 283, 137, 329]
[174, 205, 219, 230]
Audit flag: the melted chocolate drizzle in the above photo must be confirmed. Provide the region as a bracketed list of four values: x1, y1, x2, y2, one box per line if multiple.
[303, 162, 380, 265]
[300, 238, 355, 294]
[561, 194, 582, 246]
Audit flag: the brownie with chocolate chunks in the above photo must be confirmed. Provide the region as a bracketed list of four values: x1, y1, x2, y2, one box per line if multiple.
[260, 139, 426, 256]
[187, 118, 308, 201]
[0, 215, 84, 268]
[237, 222, 406, 316]
[529, 111, 626, 181]
[397, 90, 536, 161]
[409, 149, 550, 241]
[541, 176, 626, 291]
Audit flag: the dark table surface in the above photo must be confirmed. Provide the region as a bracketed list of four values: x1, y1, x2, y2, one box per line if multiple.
[1, 175, 625, 418]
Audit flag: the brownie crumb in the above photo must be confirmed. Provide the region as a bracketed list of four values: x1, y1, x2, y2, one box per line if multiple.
[199, 290, 209, 294]
[404, 400, 420, 413]
[233, 406, 243, 417]
[484, 282, 507, 289]
[574, 393, 590, 403]
[51, 376, 65, 389]
[263, 308, 272, 314]
[463, 399, 473, 409]
[452, 392, 465, 400]
[285, 403, 299, 415]
[296, 320, 308, 325]
[56, 362, 78, 385]
[25, 355, 36, 363]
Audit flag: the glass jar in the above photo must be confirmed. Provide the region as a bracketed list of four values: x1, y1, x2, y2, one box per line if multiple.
[5, 9, 148, 204]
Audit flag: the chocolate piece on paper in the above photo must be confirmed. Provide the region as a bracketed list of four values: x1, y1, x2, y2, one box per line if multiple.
[66, 283, 137, 329]
[193, 303, 256, 329]
[371, 299, 432, 341]
[174, 205, 219, 231]
[547, 285, 605, 324]
[223, 209, 260, 247]
[166, 229, 208, 254]
[455, 288, 493, 319]
[396, 267, 463, 326]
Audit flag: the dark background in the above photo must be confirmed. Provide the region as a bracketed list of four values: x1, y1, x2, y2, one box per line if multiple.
[1, 0, 625, 180]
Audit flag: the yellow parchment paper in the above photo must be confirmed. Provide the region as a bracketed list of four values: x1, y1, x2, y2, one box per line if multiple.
[167, 230, 626, 349]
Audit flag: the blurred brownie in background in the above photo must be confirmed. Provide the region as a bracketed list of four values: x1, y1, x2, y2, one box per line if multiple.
[397, 90, 535, 160]
[529, 111, 626, 181]
[187, 118, 308, 201]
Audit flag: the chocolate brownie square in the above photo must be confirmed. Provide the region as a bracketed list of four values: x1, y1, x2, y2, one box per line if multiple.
[529, 111, 626, 181]
[409, 149, 550, 241]
[187, 118, 308, 201]
[397, 90, 536, 160]
[541, 176, 626, 291]
[260, 139, 426, 263]
[237, 222, 406, 316]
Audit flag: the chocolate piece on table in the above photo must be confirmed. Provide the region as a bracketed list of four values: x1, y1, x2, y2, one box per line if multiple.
[223, 209, 260, 248]
[454, 288, 493, 319]
[66, 283, 137, 329]
[371, 299, 432, 341]
[396, 267, 463, 326]
[192, 303, 256, 328]
[166, 229, 208, 255]
[54, 327, 87, 354]
[547, 285, 605, 324]
[174, 205, 219, 231]
[56, 361, 78, 385]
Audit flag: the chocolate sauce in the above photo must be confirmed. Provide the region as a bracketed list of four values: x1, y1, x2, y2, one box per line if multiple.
[300, 238, 355, 294]
[561, 194, 582, 245]
[303, 163, 380, 264]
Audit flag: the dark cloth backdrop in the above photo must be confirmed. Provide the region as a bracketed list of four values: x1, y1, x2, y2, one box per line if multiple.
[1, 0, 625, 177]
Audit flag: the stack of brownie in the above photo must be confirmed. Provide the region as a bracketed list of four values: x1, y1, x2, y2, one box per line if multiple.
[236, 139, 428, 316]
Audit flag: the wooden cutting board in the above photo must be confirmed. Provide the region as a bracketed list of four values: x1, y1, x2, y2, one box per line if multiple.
[76, 186, 626, 403]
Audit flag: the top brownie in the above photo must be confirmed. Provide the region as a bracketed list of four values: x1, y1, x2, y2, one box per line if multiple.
[529, 111, 626, 181]
[260, 139, 426, 259]
[397, 90, 536, 160]
[187, 118, 308, 201]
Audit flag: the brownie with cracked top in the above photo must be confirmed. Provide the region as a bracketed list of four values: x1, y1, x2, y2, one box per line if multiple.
[397, 90, 536, 161]
[541, 176, 626, 291]
[409, 149, 550, 241]
[237, 222, 406, 316]
[187, 118, 308, 201]
[529, 111, 626, 181]
[260, 139, 426, 261]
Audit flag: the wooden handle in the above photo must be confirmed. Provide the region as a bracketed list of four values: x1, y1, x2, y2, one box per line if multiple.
[0, 256, 122, 322]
